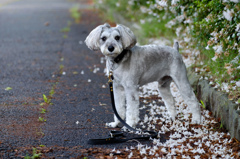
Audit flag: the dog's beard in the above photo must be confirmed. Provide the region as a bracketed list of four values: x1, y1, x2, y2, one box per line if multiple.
[100, 45, 123, 58]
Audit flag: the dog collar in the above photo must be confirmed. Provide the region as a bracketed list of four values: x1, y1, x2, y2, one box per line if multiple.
[114, 49, 129, 63]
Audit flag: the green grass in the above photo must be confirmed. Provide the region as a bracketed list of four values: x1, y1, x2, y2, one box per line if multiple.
[24, 148, 42, 159]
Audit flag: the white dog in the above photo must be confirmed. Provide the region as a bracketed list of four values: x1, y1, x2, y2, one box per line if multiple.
[85, 23, 201, 128]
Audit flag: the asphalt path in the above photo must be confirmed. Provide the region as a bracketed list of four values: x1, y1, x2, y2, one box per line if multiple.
[0, 0, 158, 158]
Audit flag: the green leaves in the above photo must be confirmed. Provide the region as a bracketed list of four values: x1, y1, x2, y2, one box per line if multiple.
[38, 117, 46, 122]
[24, 147, 42, 159]
[5, 87, 12, 91]
[43, 94, 51, 104]
[200, 100, 206, 109]
[39, 108, 47, 114]
[40, 94, 52, 106]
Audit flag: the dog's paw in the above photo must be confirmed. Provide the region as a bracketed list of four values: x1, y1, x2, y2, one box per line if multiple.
[126, 118, 139, 128]
[192, 114, 202, 124]
[106, 122, 119, 128]
[168, 111, 177, 121]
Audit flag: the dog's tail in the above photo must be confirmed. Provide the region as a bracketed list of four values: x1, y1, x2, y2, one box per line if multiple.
[173, 41, 179, 52]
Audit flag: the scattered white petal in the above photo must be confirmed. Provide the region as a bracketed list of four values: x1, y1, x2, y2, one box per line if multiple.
[79, 40, 83, 45]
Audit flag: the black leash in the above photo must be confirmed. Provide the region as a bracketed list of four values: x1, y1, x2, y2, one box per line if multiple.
[88, 71, 158, 145]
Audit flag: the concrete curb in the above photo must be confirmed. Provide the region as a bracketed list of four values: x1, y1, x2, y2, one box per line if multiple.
[187, 69, 240, 141]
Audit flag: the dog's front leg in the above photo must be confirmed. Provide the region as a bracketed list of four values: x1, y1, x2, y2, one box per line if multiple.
[125, 86, 140, 128]
[106, 83, 126, 128]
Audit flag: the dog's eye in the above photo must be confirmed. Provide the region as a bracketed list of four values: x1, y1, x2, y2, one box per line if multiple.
[115, 36, 120, 41]
[101, 36, 107, 41]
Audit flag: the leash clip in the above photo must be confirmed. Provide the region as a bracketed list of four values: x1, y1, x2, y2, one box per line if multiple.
[108, 71, 113, 83]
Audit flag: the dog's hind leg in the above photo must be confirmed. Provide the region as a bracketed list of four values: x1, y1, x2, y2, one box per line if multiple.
[106, 83, 126, 128]
[172, 67, 201, 124]
[158, 79, 177, 121]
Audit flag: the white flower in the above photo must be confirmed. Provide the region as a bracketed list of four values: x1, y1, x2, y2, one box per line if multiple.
[140, 19, 145, 24]
[211, 56, 217, 61]
[161, 147, 167, 153]
[100, 57, 105, 64]
[166, 20, 176, 28]
[128, 152, 133, 158]
[176, 27, 182, 37]
[116, 150, 121, 154]
[184, 19, 192, 24]
[156, 0, 168, 7]
[205, 17, 210, 22]
[194, 155, 201, 159]
[184, 37, 191, 43]
[236, 23, 240, 32]
[144, 115, 149, 123]
[140, 148, 147, 155]
[111, 148, 115, 152]
[93, 67, 100, 73]
[221, 82, 229, 92]
[205, 45, 210, 50]
[230, 0, 239, 3]
[236, 81, 240, 87]
[213, 45, 223, 54]
[223, 9, 234, 21]
[210, 31, 218, 37]
[171, 0, 180, 5]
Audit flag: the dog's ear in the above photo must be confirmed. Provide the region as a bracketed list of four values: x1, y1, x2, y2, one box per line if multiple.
[116, 24, 137, 49]
[85, 23, 111, 51]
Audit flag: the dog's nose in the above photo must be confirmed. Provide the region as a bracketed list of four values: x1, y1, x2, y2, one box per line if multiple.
[108, 45, 115, 52]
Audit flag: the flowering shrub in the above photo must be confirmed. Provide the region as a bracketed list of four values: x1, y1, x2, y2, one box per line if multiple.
[96, 0, 240, 100]
[174, 0, 239, 80]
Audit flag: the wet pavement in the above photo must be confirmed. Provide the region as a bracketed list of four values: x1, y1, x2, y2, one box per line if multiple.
[0, 0, 156, 158]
